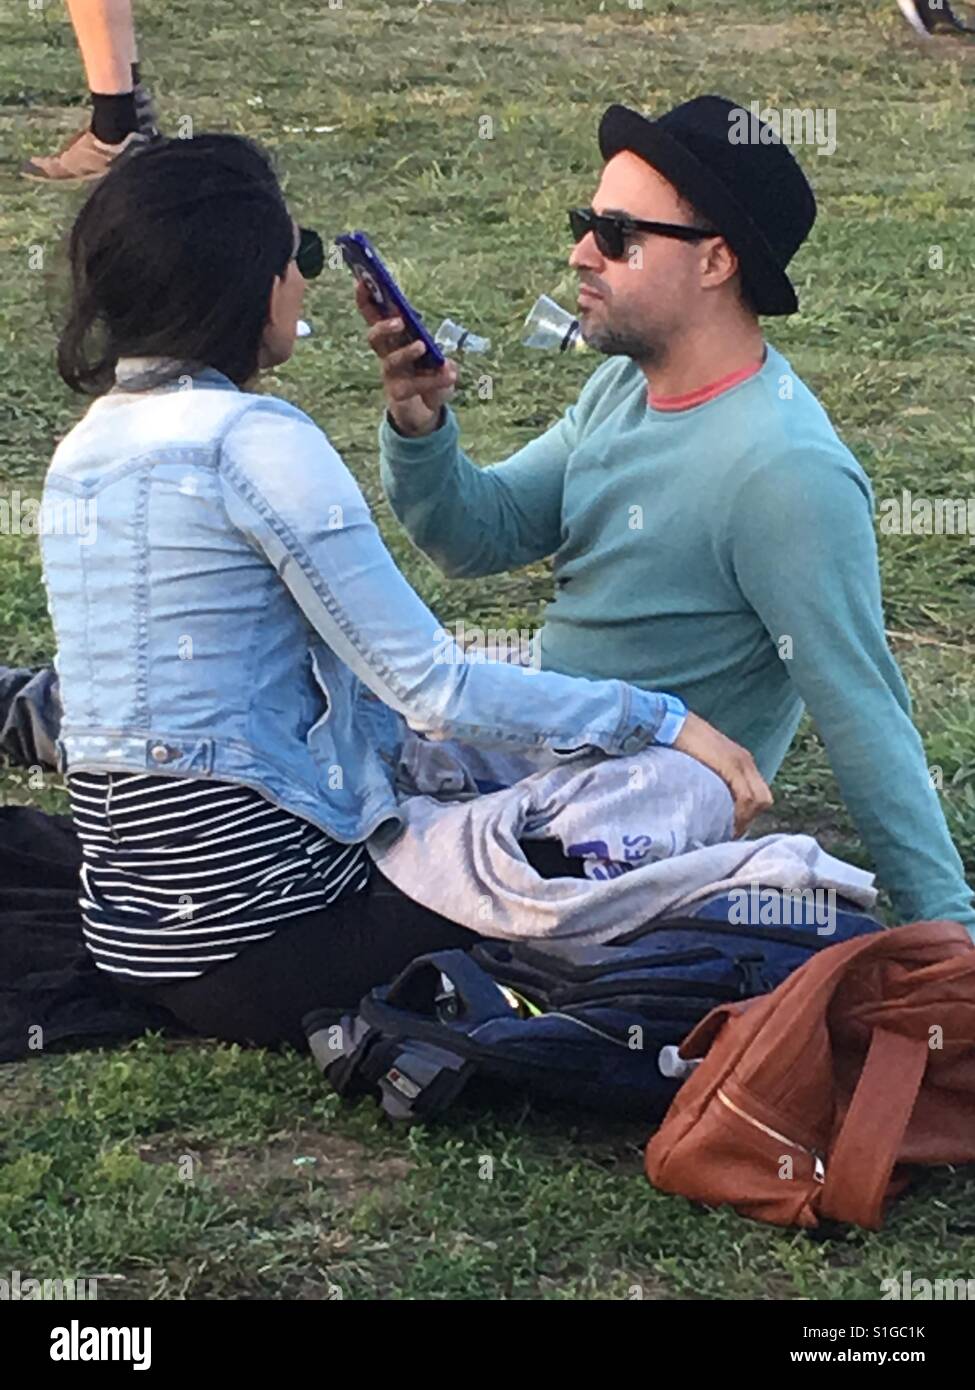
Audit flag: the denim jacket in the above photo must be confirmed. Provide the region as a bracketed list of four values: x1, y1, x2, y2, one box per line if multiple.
[39, 362, 681, 844]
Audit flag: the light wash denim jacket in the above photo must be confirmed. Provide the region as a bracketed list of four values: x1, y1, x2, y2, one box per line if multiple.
[39, 362, 684, 844]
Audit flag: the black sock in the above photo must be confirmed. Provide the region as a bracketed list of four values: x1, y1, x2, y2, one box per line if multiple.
[90, 91, 138, 145]
[131, 62, 141, 87]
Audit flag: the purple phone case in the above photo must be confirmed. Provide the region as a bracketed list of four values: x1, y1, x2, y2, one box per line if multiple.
[336, 231, 445, 369]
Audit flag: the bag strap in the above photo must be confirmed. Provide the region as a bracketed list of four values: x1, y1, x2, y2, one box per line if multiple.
[819, 1027, 928, 1229]
[377, 949, 518, 1028]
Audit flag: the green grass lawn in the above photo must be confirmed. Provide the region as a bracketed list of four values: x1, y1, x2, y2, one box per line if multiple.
[2, 0, 975, 1300]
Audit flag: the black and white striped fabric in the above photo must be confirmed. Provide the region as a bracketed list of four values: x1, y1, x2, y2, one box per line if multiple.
[66, 771, 370, 982]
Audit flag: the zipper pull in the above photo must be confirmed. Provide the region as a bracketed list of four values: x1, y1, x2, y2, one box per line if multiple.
[658, 1045, 702, 1080]
[434, 972, 459, 1022]
[733, 953, 770, 997]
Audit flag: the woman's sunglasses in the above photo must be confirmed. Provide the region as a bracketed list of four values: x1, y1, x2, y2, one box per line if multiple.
[294, 227, 325, 279]
[568, 207, 719, 261]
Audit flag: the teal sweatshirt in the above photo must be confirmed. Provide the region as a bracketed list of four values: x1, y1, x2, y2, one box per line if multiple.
[378, 345, 975, 932]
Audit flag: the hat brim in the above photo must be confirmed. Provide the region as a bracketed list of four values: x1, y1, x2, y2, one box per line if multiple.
[598, 105, 799, 316]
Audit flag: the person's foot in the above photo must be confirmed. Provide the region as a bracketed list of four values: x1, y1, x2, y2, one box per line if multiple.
[20, 128, 147, 183]
[897, 0, 975, 36]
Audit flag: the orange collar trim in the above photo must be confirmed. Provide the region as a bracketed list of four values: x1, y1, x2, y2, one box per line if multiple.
[648, 357, 764, 412]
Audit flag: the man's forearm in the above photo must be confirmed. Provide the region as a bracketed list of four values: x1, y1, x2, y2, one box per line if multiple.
[817, 699, 975, 934]
[379, 403, 567, 579]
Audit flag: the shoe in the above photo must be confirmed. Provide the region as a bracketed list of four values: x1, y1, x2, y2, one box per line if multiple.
[896, 0, 975, 36]
[20, 128, 148, 183]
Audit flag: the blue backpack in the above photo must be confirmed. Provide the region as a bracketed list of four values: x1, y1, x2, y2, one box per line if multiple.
[304, 891, 883, 1122]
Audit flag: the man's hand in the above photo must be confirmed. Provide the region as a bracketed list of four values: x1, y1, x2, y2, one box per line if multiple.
[672, 712, 773, 836]
[356, 280, 458, 437]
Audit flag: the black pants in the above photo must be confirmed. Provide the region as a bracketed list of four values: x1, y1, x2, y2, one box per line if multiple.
[123, 842, 585, 1051]
[121, 864, 479, 1051]
[0, 663, 588, 1055]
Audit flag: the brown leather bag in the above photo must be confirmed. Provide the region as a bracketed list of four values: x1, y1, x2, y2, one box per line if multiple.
[645, 920, 975, 1230]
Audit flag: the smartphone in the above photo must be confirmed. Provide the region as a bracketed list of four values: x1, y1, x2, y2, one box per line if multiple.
[336, 231, 446, 370]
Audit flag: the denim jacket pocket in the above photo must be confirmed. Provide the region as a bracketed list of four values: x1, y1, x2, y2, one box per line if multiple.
[306, 646, 332, 736]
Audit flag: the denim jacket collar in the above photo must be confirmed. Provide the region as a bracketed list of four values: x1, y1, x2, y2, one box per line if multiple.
[114, 357, 240, 393]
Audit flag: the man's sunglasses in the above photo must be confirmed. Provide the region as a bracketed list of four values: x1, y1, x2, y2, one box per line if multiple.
[568, 207, 719, 261]
[294, 226, 325, 279]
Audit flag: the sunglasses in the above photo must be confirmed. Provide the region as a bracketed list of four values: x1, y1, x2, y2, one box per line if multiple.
[568, 207, 720, 261]
[294, 226, 325, 279]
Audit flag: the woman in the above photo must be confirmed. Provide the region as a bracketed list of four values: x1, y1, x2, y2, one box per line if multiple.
[41, 134, 770, 1050]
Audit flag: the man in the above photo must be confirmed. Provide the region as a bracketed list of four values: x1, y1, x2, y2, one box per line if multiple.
[361, 94, 975, 935]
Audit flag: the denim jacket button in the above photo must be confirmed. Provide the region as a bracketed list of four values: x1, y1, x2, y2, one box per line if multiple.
[150, 743, 170, 763]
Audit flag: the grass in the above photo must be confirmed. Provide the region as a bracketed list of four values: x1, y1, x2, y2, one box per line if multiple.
[1, 0, 974, 1299]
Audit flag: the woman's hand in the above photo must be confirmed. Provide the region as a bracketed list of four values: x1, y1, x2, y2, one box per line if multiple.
[672, 712, 773, 837]
[356, 279, 458, 437]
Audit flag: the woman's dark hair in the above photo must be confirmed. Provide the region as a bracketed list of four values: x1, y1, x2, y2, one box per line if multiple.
[57, 133, 295, 394]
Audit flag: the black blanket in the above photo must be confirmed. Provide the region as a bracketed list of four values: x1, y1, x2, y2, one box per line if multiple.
[0, 804, 179, 1062]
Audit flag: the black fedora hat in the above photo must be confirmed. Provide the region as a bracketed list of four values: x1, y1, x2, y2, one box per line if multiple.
[598, 95, 817, 315]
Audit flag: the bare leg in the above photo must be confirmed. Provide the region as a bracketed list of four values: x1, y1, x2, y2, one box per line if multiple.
[63, 0, 137, 94]
[21, 0, 153, 179]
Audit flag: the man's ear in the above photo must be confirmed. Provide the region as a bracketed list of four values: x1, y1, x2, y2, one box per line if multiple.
[701, 237, 739, 292]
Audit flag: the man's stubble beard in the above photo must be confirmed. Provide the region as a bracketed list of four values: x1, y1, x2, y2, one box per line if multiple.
[580, 308, 668, 367]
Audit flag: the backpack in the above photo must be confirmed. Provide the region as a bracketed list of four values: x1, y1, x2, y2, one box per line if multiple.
[304, 893, 883, 1122]
[645, 919, 975, 1229]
